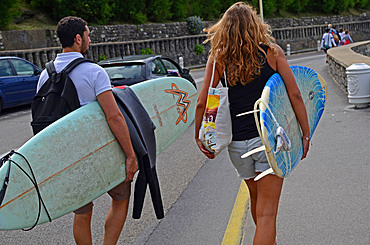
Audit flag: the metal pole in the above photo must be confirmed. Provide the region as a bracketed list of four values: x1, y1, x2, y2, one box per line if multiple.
[259, 0, 264, 22]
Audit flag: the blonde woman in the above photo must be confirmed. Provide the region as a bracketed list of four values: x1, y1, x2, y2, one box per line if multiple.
[194, 2, 310, 244]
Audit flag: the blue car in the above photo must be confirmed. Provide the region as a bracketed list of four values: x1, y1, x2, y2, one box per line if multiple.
[0, 57, 42, 113]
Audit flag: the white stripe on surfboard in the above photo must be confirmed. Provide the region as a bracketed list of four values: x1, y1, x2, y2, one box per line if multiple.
[254, 168, 274, 181]
[241, 145, 265, 159]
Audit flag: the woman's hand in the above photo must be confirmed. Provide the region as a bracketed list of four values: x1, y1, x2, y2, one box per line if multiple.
[195, 138, 216, 159]
[301, 137, 310, 160]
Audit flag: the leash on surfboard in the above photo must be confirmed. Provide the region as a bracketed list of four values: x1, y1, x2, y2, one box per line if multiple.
[236, 98, 292, 180]
[0, 150, 52, 231]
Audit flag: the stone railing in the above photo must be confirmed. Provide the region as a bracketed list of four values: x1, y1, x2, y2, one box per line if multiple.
[327, 40, 370, 92]
[0, 35, 210, 69]
[0, 20, 369, 71]
[273, 20, 370, 53]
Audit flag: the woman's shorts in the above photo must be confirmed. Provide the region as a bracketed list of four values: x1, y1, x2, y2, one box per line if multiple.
[73, 181, 131, 214]
[228, 137, 271, 180]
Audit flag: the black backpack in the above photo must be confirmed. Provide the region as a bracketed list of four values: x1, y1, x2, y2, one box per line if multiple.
[31, 57, 95, 135]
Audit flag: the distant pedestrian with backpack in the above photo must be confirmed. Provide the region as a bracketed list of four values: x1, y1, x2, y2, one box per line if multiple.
[328, 24, 340, 45]
[343, 29, 354, 45]
[32, 16, 137, 245]
[321, 28, 337, 63]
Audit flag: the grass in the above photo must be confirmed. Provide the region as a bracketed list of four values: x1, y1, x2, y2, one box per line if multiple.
[4, 2, 56, 31]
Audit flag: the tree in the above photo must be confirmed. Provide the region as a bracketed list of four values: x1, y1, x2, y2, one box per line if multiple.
[31, 0, 112, 25]
[147, 0, 173, 22]
[171, 0, 189, 21]
[0, 0, 21, 29]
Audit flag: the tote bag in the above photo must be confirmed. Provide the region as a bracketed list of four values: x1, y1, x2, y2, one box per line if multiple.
[199, 60, 232, 156]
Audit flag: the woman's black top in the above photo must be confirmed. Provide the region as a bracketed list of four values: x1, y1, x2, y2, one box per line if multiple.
[228, 44, 277, 141]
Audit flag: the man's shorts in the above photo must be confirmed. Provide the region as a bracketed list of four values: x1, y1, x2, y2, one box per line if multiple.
[73, 181, 131, 214]
[228, 137, 271, 180]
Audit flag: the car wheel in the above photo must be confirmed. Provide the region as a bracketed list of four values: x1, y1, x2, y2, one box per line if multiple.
[0, 98, 2, 114]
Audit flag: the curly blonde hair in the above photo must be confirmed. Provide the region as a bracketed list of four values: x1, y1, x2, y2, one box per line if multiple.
[204, 2, 276, 86]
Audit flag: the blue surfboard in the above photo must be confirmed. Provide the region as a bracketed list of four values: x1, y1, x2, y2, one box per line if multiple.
[253, 66, 327, 178]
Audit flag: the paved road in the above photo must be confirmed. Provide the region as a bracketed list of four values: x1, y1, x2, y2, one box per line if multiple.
[133, 51, 370, 245]
[1, 51, 369, 244]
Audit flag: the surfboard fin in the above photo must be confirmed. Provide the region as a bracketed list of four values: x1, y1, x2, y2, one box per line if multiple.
[241, 145, 266, 159]
[274, 126, 291, 154]
[254, 168, 274, 181]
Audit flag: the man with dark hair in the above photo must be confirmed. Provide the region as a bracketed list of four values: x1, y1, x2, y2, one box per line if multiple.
[36, 16, 137, 245]
[56, 16, 88, 49]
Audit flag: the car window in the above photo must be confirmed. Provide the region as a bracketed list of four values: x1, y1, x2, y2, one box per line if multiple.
[104, 64, 143, 80]
[0, 59, 13, 77]
[10, 59, 35, 76]
[151, 58, 167, 75]
[162, 59, 179, 73]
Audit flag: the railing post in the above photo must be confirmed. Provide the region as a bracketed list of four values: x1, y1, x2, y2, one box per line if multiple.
[317, 40, 321, 51]
[287, 44, 291, 56]
[179, 56, 184, 69]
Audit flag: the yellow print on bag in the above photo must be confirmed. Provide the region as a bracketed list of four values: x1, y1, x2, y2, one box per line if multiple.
[202, 93, 220, 129]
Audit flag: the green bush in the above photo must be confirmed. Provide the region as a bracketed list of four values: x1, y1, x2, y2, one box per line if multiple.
[98, 54, 107, 62]
[188, 0, 202, 16]
[147, 0, 173, 22]
[194, 44, 204, 55]
[288, 0, 310, 13]
[0, 0, 21, 29]
[141, 48, 153, 55]
[186, 16, 203, 35]
[171, 0, 189, 21]
[31, 0, 112, 25]
[130, 11, 147, 25]
[109, 0, 146, 24]
[199, 0, 221, 20]
[355, 0, 369, 8]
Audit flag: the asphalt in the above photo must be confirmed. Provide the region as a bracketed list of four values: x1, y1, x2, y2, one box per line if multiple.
[242, 52, 370, 244]
[132, 51, 370, 244]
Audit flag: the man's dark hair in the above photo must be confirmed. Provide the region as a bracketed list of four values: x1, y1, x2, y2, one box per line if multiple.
[57, 16, 87, 48]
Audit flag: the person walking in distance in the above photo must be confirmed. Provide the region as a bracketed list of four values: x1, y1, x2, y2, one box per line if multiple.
[36, 16, 137, 245]
[194, 2, 310, 244]
[343, 29, 354, 45]
[321, 28, 337, 63]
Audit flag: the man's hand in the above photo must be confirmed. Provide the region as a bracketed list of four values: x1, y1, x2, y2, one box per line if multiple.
[124, 156, 137, 182]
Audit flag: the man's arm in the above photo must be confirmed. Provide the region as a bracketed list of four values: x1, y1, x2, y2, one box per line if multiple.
[97, 90, 137, 182]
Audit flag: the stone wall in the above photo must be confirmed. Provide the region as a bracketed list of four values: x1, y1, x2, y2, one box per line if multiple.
[327, 41, 370, 92]
[0, 13, 369, 70]
[351, 42, 370, 57]
[0, 35, 210, 69]
[0, 12, 368, 51]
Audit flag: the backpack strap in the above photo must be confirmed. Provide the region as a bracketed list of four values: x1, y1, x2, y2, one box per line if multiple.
[45, 61, 56, 78]
[62, 57, 96, 74]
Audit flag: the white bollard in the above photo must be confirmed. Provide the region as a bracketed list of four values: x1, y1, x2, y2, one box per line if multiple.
[179, 56, 184, 69]
[346, 63, 370, 108]
[317, 40, 321, 51]
[287, 44, 291, 56]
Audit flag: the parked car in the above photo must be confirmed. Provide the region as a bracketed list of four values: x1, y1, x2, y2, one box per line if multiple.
[0, 57, 42, 114]
[98, 55, 196, 88]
